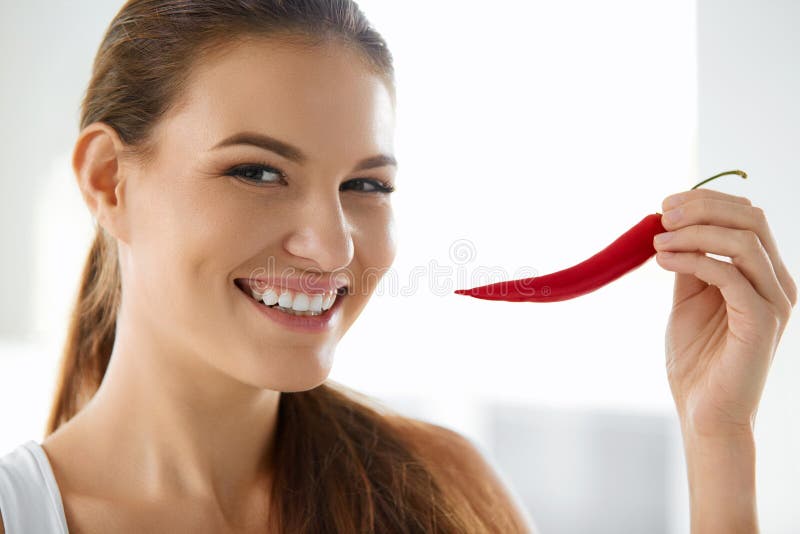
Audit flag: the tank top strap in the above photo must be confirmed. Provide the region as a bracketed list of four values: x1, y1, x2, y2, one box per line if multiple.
[0, 440, 69, 534]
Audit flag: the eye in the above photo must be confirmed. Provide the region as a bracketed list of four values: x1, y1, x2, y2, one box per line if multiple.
[226, 163, 286, 185]
[341, 178, 395, 194]
[225, 162, 395, 194]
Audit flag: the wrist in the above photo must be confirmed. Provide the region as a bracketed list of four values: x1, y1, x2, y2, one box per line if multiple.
[679, 411, 756, 442]
[681, 425, 759, 533]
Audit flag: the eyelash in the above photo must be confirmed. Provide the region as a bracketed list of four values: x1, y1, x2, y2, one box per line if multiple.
[225, 162, 396, 194]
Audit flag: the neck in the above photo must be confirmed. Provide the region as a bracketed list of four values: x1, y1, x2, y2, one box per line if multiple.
[61, 310, 280, 509]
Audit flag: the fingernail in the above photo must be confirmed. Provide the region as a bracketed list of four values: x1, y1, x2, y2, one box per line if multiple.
[655, 232, 675, 244]
[663, 193, 686, 210]
[663, 208, 682, 223]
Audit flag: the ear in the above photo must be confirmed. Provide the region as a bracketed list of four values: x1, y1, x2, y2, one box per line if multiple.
[72, 122, 131, 243]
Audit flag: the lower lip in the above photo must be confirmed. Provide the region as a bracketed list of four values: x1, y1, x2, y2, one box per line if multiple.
[237, 284, 344, 333]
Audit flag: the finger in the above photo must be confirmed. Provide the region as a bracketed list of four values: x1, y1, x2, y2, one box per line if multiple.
[660, 190, 755, 304]
[654, 224, 790, 313]
[660, 195, 797, 308]
[750, 206, 799, 308]
[655, 250, 770, 325]
[662, 187, 751, 212]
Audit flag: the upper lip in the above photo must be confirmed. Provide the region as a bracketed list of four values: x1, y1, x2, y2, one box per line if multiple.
[236, 275, 349, 295]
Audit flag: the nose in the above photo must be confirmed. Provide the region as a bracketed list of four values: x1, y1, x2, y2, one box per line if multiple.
[282, 191, 354, 273]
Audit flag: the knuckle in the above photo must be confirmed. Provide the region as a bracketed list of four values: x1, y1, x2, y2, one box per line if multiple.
[751, 206, 768, 232]
[737, 195, 753, 206]
[767, 307, 783, 331]
[739, 229, 760, 250]
[768, 299, 790, 328]
[788, 275, 799, 308]
[751, 205, 766, 223]
[780, 297, 793, 321]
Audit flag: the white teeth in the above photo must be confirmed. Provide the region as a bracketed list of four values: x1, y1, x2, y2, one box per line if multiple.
[261, 288, 279, 306]
[291, 293, 310, 312]
[243, 281, 342, 312]
[277, 290, 293, 308]
[322, 292, 335, 311]
[309, 294, 323, 313]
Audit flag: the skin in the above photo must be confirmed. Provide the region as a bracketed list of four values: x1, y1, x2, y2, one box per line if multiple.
[654, 190, 797, 531]
[2, 30, 792, 534]
[39, 37, 400, 532]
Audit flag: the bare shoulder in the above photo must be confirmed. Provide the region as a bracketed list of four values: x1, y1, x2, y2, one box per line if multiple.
[388, 415, 537, 533]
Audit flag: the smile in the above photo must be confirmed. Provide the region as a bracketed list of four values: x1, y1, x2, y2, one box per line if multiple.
[234, 278, 348, 319]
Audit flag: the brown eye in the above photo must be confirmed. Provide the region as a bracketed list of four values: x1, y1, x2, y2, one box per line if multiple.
[341, 178, 395, 194]
[227, 164, 285, 185]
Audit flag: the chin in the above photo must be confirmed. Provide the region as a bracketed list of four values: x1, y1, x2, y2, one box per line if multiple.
[235, 345, 337, 393]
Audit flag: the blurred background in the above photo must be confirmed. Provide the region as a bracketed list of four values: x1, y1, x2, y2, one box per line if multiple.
[1, 0, 797, 532]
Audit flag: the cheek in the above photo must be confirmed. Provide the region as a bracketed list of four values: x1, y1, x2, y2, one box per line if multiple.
[126, 175, 250, 317]
[141, 183, 227, 265]
[351, 204, 397, 289]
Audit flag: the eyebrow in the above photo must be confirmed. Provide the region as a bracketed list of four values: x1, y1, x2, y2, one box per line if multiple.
[211, 131, 398, 172]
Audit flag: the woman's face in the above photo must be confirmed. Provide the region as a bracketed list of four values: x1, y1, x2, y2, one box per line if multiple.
[118, 37, 397, 392]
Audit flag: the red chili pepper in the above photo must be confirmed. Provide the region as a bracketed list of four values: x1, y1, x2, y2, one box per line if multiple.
[454, 170, 747, 303]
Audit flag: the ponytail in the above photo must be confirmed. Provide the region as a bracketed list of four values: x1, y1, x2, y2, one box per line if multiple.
[45, 227, 119, 434]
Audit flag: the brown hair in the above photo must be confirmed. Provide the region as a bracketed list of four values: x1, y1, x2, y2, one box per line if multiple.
[45, 1, 523, 532]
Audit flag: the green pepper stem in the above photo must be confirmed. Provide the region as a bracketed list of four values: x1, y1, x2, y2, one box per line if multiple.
[690, 169, 748, 190]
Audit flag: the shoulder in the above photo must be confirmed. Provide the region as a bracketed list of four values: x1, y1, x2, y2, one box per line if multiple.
[387, 415, 537, 533]
[0, 440, 68, 534]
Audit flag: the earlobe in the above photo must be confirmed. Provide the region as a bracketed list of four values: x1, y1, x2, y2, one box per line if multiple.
[72, 122, 130, 242]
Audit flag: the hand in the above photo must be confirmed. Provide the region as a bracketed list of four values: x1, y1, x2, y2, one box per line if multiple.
[653, 188, 797, 438]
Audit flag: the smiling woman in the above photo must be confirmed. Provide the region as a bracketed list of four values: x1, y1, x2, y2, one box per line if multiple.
[0, 0, 532, 533]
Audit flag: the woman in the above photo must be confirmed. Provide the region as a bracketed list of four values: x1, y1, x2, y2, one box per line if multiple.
[0, 0, 795, 532]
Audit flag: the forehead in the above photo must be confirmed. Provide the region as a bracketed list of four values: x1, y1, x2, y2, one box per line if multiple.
[165, 36, 395, 158]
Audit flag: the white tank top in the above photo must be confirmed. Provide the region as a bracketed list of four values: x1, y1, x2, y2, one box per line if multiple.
[0, 440, 69, 533]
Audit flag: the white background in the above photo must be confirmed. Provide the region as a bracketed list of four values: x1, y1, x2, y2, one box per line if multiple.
[1, 1, 797, 532]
